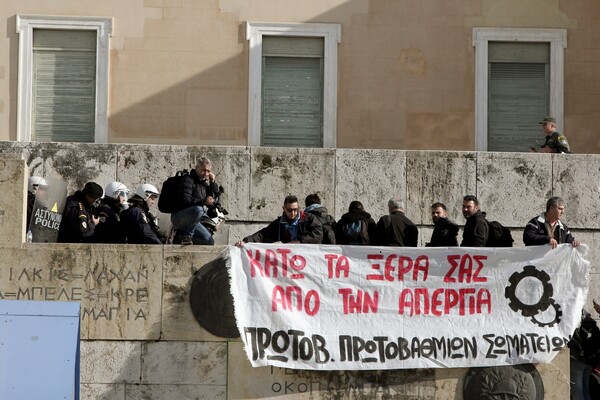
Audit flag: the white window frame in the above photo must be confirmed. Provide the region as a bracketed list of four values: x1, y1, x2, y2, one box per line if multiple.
[16, 14, 112, 143]
[472, 28, 567, 151]
[246, 22, 341, 148]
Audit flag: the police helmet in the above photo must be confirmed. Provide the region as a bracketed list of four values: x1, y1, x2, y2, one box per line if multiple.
[134, 184, 160, 201]
[105, 181, 129, 200]
[28, 176, 48, 194]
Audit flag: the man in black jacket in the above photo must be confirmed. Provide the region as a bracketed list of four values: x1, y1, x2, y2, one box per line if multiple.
[121, 184, 163, 244]
[336, 200, 377, 245]
[375, 198, 418, 246]
[57, 181, 103, 243]
[461, 195, 488, 247]
[304, 193, 336, 244]
[171, 158, 220, 245]
[236, 195, 322, 245]
[523, 196, 580, 248]
[426, 202, 459, 247]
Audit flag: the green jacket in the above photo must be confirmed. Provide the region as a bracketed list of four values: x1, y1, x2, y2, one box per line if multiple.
[542, 131, 571, 153]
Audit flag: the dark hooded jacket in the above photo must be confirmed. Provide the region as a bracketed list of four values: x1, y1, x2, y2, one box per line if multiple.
[304, 204, 336, 244]
[461, 210, 489, 247]
[427, 217, 459, 247]
[336, 210, 377, 245]
[175, 168, 220, 211]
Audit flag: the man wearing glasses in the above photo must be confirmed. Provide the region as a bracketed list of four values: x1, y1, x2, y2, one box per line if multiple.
[236, 195, 323, 245]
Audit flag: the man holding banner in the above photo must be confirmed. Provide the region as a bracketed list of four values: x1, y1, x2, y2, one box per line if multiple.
[524, 196, 580, 248]
[236, 195, 323, 245]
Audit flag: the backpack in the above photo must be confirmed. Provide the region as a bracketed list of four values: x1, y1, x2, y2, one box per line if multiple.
[341, 219, 368, 245]
[486, 220, 514, 247]
[309, 212, 336, 244]
[158, 170, 189, 213]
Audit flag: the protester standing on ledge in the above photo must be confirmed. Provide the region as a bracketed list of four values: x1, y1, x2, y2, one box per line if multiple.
[426, 202, 459, 247]
[57, 181, 103, 243]
[375, 198, 418, 246]
[236, 195, 323, 245]
[461, 195, 488, 247]
[532, 117, 571, 153]
[304, 193, 336, 244]
[523, 196, 580, 248]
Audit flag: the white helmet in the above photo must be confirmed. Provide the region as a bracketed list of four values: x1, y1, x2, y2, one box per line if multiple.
[28, 176, 48, 194]
[134, 184, 160, 200]
[105, 181, 129, 200]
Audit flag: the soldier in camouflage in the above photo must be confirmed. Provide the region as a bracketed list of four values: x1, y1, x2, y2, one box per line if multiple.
[536, 117, 571, 153]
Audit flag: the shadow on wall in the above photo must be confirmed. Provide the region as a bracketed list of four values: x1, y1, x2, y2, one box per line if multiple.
[104, 1, 368, 147]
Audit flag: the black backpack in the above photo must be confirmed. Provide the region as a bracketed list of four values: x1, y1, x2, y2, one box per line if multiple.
[158, 170, 189, 213]
[308, 212, 336, 244]
[341, 219, 368, 245]
[486, 220, 514, 247]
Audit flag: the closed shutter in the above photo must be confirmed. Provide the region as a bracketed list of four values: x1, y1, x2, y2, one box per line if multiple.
[261, 36, 324, 147]
[32, 29, 97, 143]
[488, 42, 549, 152]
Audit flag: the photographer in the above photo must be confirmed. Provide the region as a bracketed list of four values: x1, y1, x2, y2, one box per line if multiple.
[170, 158, 220, 245]
[57, 181, 103, 243]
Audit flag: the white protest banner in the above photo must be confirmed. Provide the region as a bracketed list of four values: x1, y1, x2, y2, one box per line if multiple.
[227, 243, 590, 370]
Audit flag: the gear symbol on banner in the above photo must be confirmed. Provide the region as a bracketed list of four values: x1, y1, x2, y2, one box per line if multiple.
[505, 265, 553, 317]
[530, 299, 562, 327]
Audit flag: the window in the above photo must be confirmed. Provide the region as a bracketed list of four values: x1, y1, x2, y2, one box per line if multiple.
[246, 22, 341, 148]
[472, 28, 566, 151]
[16, 15, 112, 143]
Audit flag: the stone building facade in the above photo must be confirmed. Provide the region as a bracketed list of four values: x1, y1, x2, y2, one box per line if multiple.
[1, 142, 599, 398]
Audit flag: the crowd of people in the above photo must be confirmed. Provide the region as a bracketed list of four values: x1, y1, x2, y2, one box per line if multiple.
[27, 149, 580, 249]
[236, 193, 581, 249]
[28, 158, 221, 245]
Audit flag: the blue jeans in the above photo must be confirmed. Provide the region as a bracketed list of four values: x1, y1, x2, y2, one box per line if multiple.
[571, 358, 592, 400]
[170, 206, 214, 245]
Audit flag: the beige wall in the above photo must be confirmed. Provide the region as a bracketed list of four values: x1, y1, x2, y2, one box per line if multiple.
[1, 1, 600, 152]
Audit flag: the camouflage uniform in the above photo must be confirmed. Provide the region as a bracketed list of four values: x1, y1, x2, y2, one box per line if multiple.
[542, 131, 571, 153]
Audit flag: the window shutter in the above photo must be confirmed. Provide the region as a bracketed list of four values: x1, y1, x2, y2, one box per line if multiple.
[261, 36, 324, 147]
[32, 29, 96, 143]
[488, 43, 549, 152]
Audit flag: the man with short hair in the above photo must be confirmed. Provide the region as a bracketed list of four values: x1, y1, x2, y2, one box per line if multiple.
[534, 117, 571, 153]
[304, 193, 336, 244]
[523, 196, 580, 248]
[461, 195, 488, 247]
[236, 195, 323, 245]
[335, 200, 377, 245]
[57, 181, 104, 243]
[171, 158, 220, 245]
[375, 198, 418, 246]
[426, 202, 459, 247]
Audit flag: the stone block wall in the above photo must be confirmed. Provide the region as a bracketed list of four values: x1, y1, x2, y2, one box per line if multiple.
[0, 144, 596, 398]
